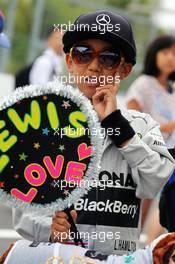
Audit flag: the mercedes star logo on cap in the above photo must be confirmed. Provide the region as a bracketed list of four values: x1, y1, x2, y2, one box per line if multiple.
[96, 14, 111, 25]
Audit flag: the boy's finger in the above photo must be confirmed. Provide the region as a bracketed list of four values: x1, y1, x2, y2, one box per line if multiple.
[95, 88, 112, 96]
[96, 86, 113, 92]
[55, 211, 68, 219]
[92, 90, 110, 104]
[51, 222, 69, 234]
[54, 217, 71, 229]
[70, 210, 77, 223]
[96, 83, 119, 93]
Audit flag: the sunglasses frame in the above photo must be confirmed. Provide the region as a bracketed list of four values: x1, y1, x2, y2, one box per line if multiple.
[70, 44, 125, 69]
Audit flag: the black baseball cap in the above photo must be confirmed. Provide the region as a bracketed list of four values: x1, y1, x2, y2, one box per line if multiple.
[63, 10, 136, 65]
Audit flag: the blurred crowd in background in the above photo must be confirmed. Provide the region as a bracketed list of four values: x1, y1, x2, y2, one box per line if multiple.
[1, 0, 175, 92]
[1, 0, 175, 256]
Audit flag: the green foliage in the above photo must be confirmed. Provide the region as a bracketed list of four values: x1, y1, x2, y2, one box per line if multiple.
[41, 0, 93, 39]
[106, 0, 154, 9]
[2, 0, 93, 73]
[107, 0, 130, 9]
[0, 0, 11, 14]
[8, 0, 34, 72]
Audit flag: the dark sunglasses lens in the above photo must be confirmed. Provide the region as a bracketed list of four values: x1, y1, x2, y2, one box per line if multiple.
[72, 46, 93, 64]
[100, 51, 121, 68]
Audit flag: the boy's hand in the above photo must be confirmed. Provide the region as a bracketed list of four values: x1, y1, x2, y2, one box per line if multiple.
[92, 80, 119, 121]
[50, 210, 77, 243]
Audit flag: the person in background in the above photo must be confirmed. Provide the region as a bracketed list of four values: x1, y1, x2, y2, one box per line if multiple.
[15, 26, 64, 88]
[29, 26, 64, 84]
[0, 10, 10, 49]
[126, 35, 175, 149]
[126, 35, 175, 245]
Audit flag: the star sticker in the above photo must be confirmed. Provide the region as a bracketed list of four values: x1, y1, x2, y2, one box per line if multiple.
[42, 128, 50, 136]
[14, 174, 19, 179]
[34, 142, 40, 149]
[63, 190, 69, 196]
[43, 96, 48, 100]
[41, 195, 45, 199]
[62, 100, 71, 109]
[51, 142, 55, 145]
[58, 145, 65, 152]
[11, 165, 14, 169]
[0, 182, 5, 188]
[19, 152, 28, 161]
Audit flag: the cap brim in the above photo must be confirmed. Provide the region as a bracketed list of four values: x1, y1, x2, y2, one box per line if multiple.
[63, 30, 136, 65]
[0, 32, 11, 48]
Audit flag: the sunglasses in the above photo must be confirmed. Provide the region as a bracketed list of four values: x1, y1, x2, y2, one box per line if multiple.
[70, 44, 124, 69]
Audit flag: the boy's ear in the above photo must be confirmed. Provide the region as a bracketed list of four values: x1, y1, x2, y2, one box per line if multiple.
[65, 53, 73, 71]
[119, 63, 132, 80]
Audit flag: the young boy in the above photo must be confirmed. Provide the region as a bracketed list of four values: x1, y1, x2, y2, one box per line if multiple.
[12, 10, 175, 256]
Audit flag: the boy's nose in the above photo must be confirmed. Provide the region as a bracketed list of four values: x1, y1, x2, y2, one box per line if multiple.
[88, 57, 101, 72]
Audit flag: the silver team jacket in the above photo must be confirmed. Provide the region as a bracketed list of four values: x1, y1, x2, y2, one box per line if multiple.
[12, 109, 175, 256]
